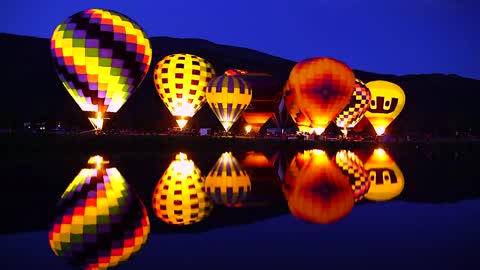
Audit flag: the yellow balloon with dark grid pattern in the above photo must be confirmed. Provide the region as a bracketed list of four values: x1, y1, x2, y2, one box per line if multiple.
[205, 152, 251, 207]
[152, 153, 212, 225]
[154, 54, 216, 129]
[206, 74, 253, 132]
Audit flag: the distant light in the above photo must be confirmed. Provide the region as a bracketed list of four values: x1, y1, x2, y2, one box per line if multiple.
[245, 125, 252, 134]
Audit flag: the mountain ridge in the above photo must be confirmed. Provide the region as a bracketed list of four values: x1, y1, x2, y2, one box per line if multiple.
[1, 33, 478, 135]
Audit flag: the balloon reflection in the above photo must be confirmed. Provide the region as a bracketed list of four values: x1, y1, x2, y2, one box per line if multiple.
[272, 150, 288, 183]
[152, 153, 212, 225]
[206, 152, 251, 207]
[334, 150, 370, 202]
[49, 155, 150, 270]
[364, 148, 405, 201]
[283, 150, 354, 224]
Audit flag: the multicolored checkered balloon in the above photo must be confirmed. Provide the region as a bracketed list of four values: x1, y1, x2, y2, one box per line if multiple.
[152, 153, 213, 225]
[49, 156, 150, 270]
[51, 9, 152, 131]
[287, 57, 355, 134]
[154, 54, 216, 129]
[335, 79, 372, 135]
[205, 152, 251, 207]
[334, 150, 370, 202]
[206, 74, 252, 132]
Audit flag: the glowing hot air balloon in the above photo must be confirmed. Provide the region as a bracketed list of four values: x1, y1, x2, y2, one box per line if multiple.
[283, 81, 311, 133]
[205, 152, 251, 207]
[364, 148, 405, 201]
[283, 149, 354, 224]
[49, 155, 150, 270]
[335, 79, 372, 137]
[334, 150, 370, 202]
[206, 74, 252, 132]
[272, 95, 293, 132]
[152, 153, 212, 225]
[154, 54, 216, 129]
[364, 80, 406, 136]
[51, 9, 152, 133]
[287, 57, 355, 135]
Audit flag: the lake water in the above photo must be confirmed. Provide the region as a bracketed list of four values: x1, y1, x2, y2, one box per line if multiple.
[1, 143, 479, 270]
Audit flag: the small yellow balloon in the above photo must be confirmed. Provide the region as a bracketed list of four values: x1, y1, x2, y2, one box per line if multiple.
[364, 148, 405, 201]
[364, 80, 406, 135]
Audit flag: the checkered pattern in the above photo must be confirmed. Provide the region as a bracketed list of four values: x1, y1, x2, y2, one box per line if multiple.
[335, 79, 372, 129]
[51, 9, 152, 117]
[335, 150, 370, 202]
[152, 154, 212, 225]
[154, 54, 215, 122]
[205, 152, 251, 207]
[49, 160, 150, 270]
[287, 57, 355, 130]
[206, 74, 253, 131]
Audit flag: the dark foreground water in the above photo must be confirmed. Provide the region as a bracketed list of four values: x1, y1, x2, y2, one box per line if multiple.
[1, 142, 479, 270]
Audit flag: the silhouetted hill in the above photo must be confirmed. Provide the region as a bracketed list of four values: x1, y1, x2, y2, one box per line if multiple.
[1, 33, 478, 135]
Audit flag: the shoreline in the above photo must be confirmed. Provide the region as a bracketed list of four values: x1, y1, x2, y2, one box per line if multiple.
[2, 134, 478, 153]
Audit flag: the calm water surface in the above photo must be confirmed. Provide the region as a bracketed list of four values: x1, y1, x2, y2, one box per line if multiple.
[1, 143, 479, 270]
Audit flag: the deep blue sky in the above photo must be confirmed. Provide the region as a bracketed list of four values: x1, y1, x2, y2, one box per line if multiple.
[2, 0, 479, 79]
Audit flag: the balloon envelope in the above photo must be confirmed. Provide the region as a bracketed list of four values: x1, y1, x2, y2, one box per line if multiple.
[364, 80, 406, 135]
[287, 57, 355, 134]
[283, 150, 354, 224]
[206, 74, 252, 131]
[334, 150, 370, 202]
[49, 156, 150, 269]
[154, 54, 215, 129]
[364, 148, 405, 201]
[152, 153, 212, 225]
[51, 9, 152, 131]
[335, 79, 371, 133]
[284, 81, 311, 133]
[205, 152, 251, 207]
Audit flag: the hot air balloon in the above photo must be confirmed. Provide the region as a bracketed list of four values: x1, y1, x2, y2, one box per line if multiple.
[284, 81, 311, 133]
[286, 57, 355, 135]
[272, 150, 290, 182]
[283, 149, 354, 224]
[51, 9, 152, 133]
[206, 74, 252, 132]
[335, 79, 372, 138]
[49, 155, 150, 270]
[272, 95, 293, 133]
[334, 150, 370, 202]
[224, 70, 280, 134]
[364, 80, 406, 136]
[205, 152, 251, 207]
[242, 108, 274, 134]
[154, 54, 216, 129]
[152, 153, 212, 225]
[364, 148, 405, 201]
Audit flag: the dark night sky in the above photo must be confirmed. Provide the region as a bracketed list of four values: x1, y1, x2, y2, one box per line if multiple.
[2, 0, 479, 79]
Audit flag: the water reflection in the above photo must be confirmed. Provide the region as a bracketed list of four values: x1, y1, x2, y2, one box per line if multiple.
[49, 155, 150, 270]
[206, 152, 251, 207]
[364, 148, 405, 201]
[283, 150, 354, 224]
[152, 153, 212, 225]
[334, 150, 370, 202]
